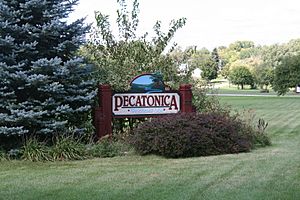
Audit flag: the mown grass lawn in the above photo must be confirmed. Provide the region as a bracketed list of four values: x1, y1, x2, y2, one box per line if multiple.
[208, 80, 299, 96]
[1, 97, 300, 200]
[215, 88, 300, 97]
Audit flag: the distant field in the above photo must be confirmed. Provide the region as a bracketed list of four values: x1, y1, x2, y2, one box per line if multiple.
[1, 97, 300, 200]
[208, 80, 298, 96]
[213, 87, 277, 95]
[212, 88, 299, 96]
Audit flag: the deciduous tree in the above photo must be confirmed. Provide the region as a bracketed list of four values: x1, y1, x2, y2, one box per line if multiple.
[81, 0, 186, 91]
[273, 55, 300, 95]
[229, 66, 254, 89]
[189, 48, 218, 81]
[253, 64, 274, 90]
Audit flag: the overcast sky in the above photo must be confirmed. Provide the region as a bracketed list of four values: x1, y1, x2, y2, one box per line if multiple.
[69, 0, 300, 50]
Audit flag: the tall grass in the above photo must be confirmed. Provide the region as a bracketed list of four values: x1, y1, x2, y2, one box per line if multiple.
[21, 138, 51, 162]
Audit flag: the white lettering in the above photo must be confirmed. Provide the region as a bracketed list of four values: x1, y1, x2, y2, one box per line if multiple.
[112, 93, 180, 115]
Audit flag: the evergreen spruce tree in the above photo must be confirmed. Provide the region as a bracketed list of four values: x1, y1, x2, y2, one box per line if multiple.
[0, 0, 95, 138]
[211, 48, 221, 70]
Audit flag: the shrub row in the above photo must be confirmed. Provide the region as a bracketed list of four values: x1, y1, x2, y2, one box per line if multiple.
[0, 136, 131, 162]
[1, 111, 270, 161]
[131, 112, 260, 158]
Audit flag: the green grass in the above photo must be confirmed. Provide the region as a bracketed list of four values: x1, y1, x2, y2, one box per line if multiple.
[209, 86, 299, 96]
[214, 87, 277, 95]
[1, 97, 300, 200]
[208, 79, 298, 96]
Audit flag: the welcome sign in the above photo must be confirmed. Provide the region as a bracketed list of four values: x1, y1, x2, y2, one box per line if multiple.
[94, 72, 193, 138]
[112, 93, 180, 116]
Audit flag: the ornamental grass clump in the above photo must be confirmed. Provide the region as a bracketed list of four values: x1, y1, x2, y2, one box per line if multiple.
[21, 138, 51, 162]
[131, 112, 255, 158]
[50, 135, 86, 161]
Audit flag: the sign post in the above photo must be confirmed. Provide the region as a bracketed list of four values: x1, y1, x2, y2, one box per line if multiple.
[94, 85, 112, 139]
[179, 84, 193, 113]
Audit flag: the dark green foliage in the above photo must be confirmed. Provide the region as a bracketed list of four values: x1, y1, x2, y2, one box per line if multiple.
[81, 0, 186, 91]
[253, 64, 274, 90]
[229, 66, 254, 89]
[0, 135, 22, 151]
[131, 113, 254, 158]
[192, 84, 230, 113]
[7, 148, 21, 159]
[3, 134, 131, 161]
[0, 0, 96, 138]
[273, 55, 300, 95]
[211, 48, 220, 67]
[195, 49, 219, 81]
[21, 138, 51, 161]
[200, 58, 218, 81]
[50, 135, 86, 161]
[0, 148, 6, 161]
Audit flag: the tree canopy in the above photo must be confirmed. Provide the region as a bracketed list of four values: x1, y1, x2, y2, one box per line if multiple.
[273, 55, 300, 95]
[80, 0, 186, 91]
[229, 66, 254, 89]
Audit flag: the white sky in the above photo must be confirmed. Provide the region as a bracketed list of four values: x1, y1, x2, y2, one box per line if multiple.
[69, 0, 300, 50]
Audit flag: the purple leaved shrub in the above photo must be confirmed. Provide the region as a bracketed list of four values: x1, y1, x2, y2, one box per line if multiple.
[131, 112, 254, 158]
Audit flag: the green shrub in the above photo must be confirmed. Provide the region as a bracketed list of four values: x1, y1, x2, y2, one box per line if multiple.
[254, 118, 271, 147]
[238, 110, 271, 147]
[87, 136, 131, 158]
[131, 112, 254, 158]
[21, 138, 51, 162]
[7, 149, 21, 160]
[2, 132, 133, 161]
[192, 85, 230, 114]
[0, 149, 7, 161]
[51, 135, 86, 161]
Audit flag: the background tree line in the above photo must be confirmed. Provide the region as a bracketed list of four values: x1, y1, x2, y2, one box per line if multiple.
[166, 39, 300, 94]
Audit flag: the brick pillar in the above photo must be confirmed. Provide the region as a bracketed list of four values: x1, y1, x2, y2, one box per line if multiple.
[179, 84, 193, 113]
[95, 84, 112, 139]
